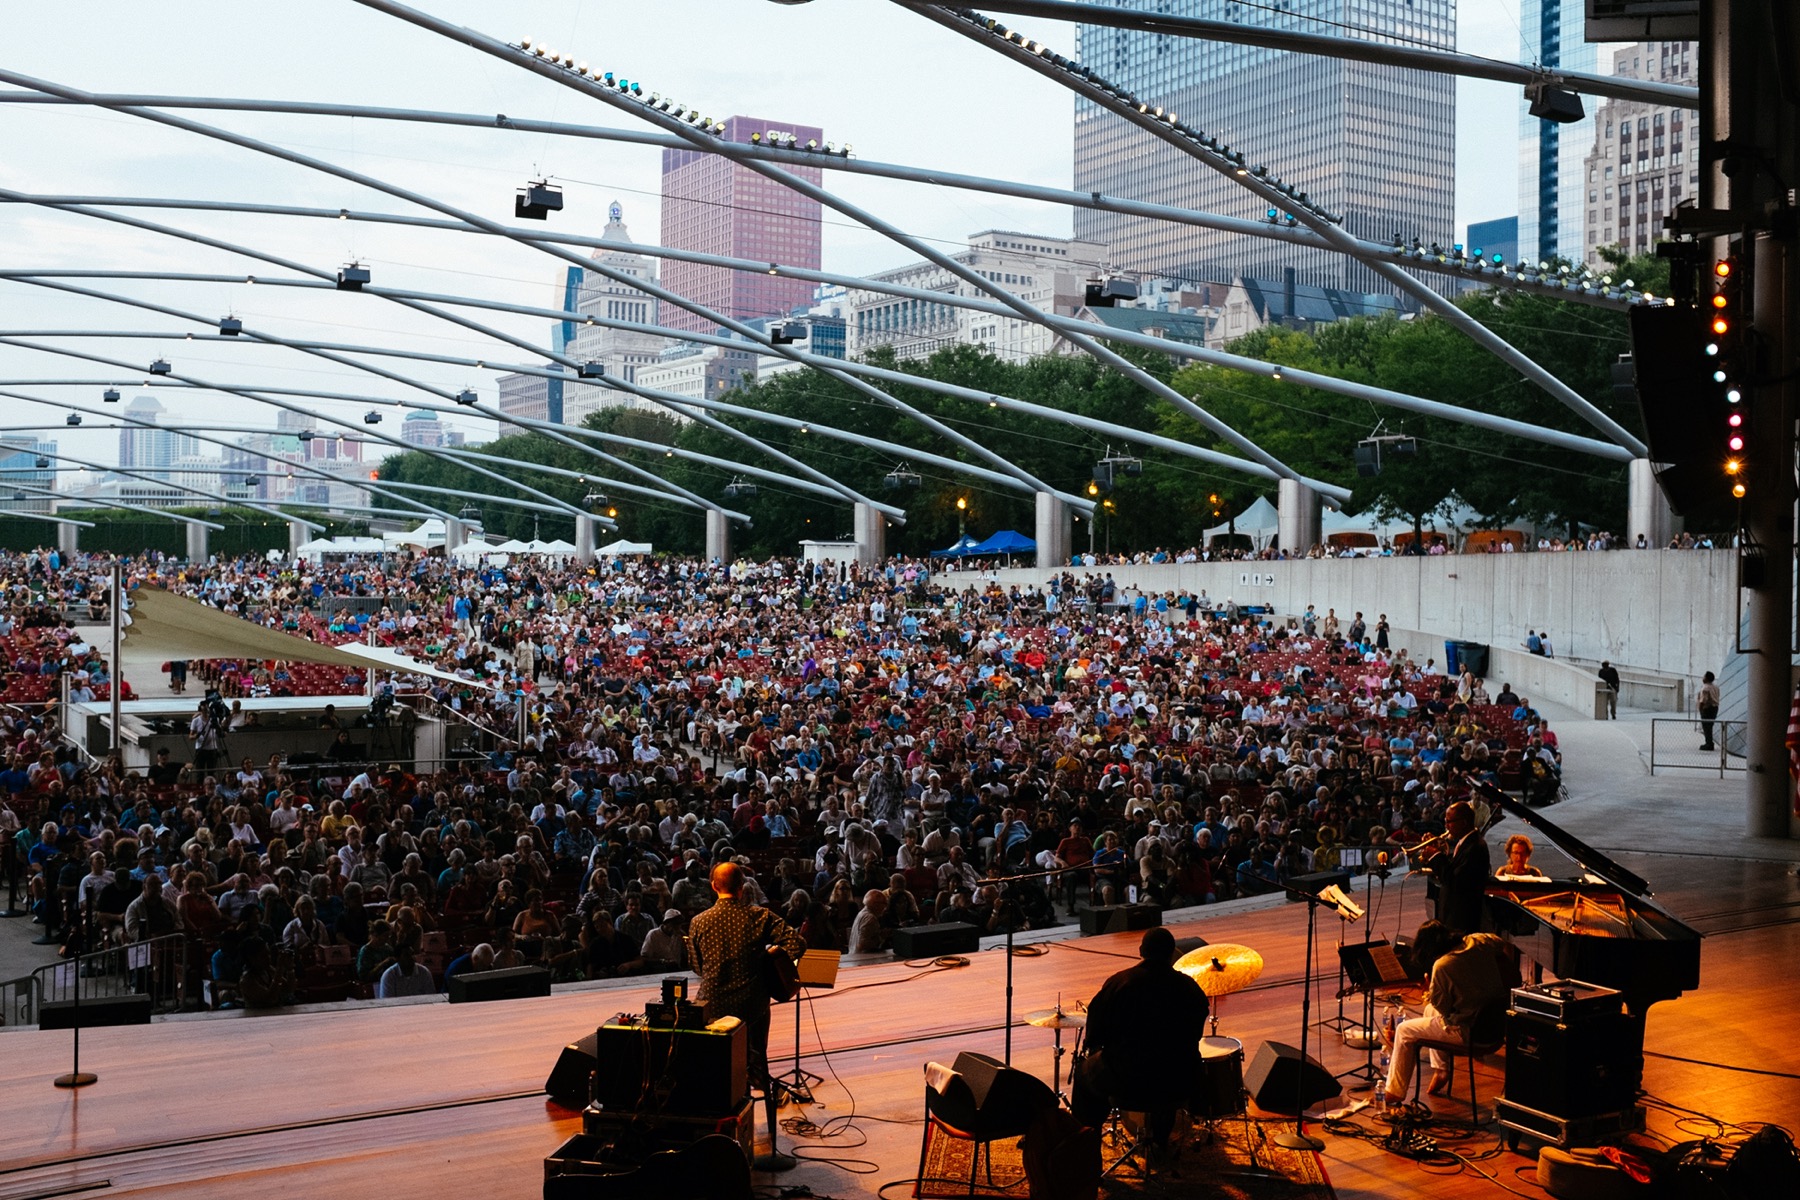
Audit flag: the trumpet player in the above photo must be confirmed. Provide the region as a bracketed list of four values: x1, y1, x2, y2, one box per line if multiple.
[1414, 801, 1490, 936]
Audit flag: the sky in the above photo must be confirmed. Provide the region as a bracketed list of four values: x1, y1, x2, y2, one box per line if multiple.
[0, 0, 1583, 472]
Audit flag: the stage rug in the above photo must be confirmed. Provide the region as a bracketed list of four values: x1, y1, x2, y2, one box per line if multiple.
[915, 1119, 1335, 1199]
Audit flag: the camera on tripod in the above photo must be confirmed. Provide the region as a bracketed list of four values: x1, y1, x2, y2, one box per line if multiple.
[200, 689, 229, 728]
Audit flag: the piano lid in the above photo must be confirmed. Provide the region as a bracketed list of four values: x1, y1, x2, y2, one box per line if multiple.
[1464, 773, 1651, 899]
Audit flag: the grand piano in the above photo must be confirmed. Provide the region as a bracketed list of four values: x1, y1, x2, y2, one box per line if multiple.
[1480, 784, 1703, 1017]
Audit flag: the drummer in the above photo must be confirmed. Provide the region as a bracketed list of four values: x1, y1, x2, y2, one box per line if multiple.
[1072, 927, 1209, 1157]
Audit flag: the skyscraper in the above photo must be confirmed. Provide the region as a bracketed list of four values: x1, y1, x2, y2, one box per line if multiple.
[1518, 0, 1601, 264]
[117, 394, 197, 476]
[564, 202, 670, 422]
[660, 116, 823, 333]
[1072, 1, 1456, 294]
[1579, 41, 1698, 267]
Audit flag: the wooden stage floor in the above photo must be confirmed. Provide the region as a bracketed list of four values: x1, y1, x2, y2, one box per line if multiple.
[4, 850, 1797, 1200]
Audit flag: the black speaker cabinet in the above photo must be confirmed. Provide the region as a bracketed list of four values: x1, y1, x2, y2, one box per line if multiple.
[1079, 903, 1162, 936]
[448, 965, 552, 1004]
[891, 921, 982, 958]
[592, 1019, 748, 1117]
[1504, 1008, 1642, 1119]
[545, 1031, 600, 1108]
[1244, 1040, 1341, 1114]
[38, 994, 153, 1029]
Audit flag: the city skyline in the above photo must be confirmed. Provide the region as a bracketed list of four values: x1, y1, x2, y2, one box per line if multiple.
[0, 1, 1632, 475]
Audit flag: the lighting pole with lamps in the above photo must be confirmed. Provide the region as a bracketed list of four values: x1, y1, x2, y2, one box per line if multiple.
[956, 495, 968, 540]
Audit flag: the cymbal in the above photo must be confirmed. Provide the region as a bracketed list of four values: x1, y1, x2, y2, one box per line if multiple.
[1175, 943, 1265, 998]
[1024, 1007, 1087, 1029]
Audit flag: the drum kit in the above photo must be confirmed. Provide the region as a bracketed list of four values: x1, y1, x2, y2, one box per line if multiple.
[1022, 941, 1269, 1141]
[1175, 943, 1265, 1129]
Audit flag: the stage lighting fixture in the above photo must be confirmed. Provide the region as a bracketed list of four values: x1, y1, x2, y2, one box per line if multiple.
[219, 317, 242, 335]
[103, 388, 120, 402]
[337, 263, 371, 291]
[515, 180, 564, 221]
[149, 358, 172, 375]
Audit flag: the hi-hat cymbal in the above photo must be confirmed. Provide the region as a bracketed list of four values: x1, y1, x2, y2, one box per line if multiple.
[1175, 943, 1265, 998]
[1024, 1007, 1087, 1029]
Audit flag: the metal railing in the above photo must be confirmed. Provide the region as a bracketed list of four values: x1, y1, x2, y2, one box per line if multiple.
[0, 933, 189, 1028]
[1648, 718, 1745, 777]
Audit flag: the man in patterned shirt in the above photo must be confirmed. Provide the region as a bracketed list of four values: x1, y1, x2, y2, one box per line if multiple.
[688, 861, 805, 1166]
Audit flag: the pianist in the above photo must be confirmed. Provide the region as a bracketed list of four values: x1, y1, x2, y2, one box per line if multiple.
[1382, 920, 1517, 1110]
[1493, 834, 1548, 882]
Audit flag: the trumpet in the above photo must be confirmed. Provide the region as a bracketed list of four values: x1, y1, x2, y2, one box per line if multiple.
[1399, 829, 1452, 857]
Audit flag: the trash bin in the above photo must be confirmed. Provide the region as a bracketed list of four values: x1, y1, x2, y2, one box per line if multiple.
[1444, 641, 1461, 676]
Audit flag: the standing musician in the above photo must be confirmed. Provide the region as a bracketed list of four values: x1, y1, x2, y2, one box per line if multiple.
[1416, 800, 1490, 936]
[687, 862, 805, 1160]
[1071, 927, 1209, 1157]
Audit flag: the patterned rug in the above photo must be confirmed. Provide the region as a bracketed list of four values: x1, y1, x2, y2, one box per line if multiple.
[916, 1116, 1335, 1199]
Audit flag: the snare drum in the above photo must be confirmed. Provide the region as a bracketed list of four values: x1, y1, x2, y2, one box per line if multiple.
[1192, 1035, 1245, 1118]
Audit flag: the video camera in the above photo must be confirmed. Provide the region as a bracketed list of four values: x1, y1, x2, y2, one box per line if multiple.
[200, 689, 230, 728]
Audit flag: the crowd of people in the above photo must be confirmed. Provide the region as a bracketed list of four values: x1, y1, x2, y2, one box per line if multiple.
[2, 544, 1563, 1012]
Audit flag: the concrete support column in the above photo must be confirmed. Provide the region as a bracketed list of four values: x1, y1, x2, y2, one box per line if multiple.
[287, 521, 310, 559]
[1626, 458, 1676, 550]
[185, 523, 208, 565]
[57, 520, 79, 558]
[853, 502, 885, 567]
[1745, 230, 1795, 838]
[1277, 478, 1322, 555]
[1035, 492, 1071, 569]
[574, 515, 597, 564]
[705, 509, 732, 564]
[444, 518, 467, 553]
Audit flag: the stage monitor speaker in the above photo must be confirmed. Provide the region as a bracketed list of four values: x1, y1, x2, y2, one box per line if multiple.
[1285, 869, 1352, 901]
[448, 965, 552, 1004]
[891, 922, 981, 958]
[38, 994, 153, 1029]
[1079, 904, 1162, 936]
[545, 1032, 599, 1108]
[592, 1020, 748, 1117]
[1244, 1040, 1341, 1113]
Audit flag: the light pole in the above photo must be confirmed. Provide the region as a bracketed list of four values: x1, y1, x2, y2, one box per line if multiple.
[956, 495, 968, 540]
[1102, 498, 1115, 557]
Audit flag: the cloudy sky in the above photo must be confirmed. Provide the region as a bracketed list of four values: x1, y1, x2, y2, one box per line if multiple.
[0, 1, 1585, 468]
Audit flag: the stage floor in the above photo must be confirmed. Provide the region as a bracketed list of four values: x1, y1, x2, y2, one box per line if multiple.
[4, 848, 1797, 1200]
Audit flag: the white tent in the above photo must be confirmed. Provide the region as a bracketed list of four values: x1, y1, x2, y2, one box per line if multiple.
[492, 538, 531, 553]
[384, 519, 445, 548]
[293, 536, 387, 563]
[449, 538, 498, 565]
[597, 539, 653, 556]
[1203, 494, 1280, 550]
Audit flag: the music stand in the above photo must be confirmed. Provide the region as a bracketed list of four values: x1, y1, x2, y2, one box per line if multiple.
[770, 949, 838, 1106]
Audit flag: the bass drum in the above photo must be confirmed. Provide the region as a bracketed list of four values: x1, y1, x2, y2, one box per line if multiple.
[1192, 1036, 1245, 1118]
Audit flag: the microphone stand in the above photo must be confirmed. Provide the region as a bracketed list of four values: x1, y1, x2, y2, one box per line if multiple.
[1272, 878, 1359, 1151]
[978, 859, 1101, 1067]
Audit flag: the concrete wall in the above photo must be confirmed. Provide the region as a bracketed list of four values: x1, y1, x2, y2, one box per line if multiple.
[943, 551, 1737, 704]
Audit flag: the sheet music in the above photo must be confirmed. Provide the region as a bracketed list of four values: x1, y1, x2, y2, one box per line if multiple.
[1368, 943, 1408, 983]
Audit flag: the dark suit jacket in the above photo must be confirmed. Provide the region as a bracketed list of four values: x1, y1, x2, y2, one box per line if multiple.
[1432, 833, 1491, 935]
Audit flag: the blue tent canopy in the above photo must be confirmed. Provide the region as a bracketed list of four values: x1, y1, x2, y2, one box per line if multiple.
[967, 530, 1036, 555]
[929, 535, 983, 558]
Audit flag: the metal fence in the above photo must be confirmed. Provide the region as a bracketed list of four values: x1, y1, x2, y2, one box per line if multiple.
[1648, 718, 1746, 777]
[0, 933, 188, 1028]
